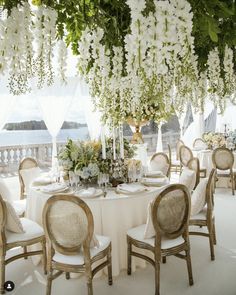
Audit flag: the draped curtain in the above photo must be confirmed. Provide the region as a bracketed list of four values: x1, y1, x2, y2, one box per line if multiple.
[79, 79, 102, 140]
[36, 77, 78, 167]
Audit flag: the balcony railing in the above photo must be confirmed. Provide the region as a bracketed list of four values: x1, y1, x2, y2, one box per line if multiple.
[0, 132, 180, 173]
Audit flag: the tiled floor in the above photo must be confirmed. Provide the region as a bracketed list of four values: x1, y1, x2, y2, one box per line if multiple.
[2, 176, 236, 295]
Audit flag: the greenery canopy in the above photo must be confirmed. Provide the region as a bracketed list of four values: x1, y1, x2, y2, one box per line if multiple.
[0, 0, 235, 74]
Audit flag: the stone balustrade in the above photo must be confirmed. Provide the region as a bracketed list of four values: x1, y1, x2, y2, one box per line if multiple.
[0, 132, 180, 174]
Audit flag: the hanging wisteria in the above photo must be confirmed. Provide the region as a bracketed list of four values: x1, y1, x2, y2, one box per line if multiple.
[0, 3, 68, 95]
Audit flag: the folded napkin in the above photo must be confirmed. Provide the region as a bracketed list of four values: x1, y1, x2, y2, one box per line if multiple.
[142, 177, 166, 184]
[144, 171, 163, 177]
[41, 183, 67, 193]
[77, 188, 96, 198]
[118, 183, 145, 193]
[32, 176, 53, 186]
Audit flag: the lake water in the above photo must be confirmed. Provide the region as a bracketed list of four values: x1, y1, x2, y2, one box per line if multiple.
[0, 128, 89, 146]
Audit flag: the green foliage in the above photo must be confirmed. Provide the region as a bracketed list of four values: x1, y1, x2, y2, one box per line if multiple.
[0, 0, 235, 73]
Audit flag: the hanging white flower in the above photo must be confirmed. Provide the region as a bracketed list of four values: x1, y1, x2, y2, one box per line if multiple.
[57, 39, 68, 84]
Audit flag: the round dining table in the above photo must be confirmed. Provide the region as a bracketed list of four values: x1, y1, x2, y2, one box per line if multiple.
[26, 185, 164, 276]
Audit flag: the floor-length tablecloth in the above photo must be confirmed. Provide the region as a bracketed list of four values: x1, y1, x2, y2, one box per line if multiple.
[26, 186, 163, 276]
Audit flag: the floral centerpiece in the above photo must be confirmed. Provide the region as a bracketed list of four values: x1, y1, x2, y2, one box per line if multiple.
[203, 132, 226, 149]
[58, 139, 101, 185]
[58, 137, 136, 186]
[226, 130, 236, 151]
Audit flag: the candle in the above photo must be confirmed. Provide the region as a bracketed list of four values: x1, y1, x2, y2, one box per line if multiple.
[101, 126, 106, 159]
[119, 123, 124, 159]
[113, 126, 116, 160]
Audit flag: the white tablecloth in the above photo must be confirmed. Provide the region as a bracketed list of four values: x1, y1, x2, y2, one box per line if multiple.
[26, 186, 163, 276]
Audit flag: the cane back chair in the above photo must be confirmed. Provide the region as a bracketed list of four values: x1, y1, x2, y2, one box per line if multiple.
[187, 157, 200, 190]
[18, 157, 38, 200]
[212, 147, 235, 196]
[0, 194, 46, 294]
[127, 184, 193, 295]
[193, 138, 207, 150]
[150, 152, 171, 178]
[43, 194, 112, 295]
[189, 169, 216, 260]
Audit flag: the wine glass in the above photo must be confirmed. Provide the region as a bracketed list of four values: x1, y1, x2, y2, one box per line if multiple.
[136, 165, 143, 182]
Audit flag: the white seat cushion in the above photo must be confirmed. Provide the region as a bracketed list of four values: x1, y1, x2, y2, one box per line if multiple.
[217, 169, 235, 175]
[127, 224, 185, 249]
[191, 206, 214, 220]
[13, 199, 26, 216]
[190, 178, 208, 216]
[53, 235, 110, 266]
[6, 218, 44, 244]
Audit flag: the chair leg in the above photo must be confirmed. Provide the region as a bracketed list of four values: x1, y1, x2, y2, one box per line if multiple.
[154, 259, 160, 295]
[46, 271, 53, 295]
[127, 237, 132, 275]
[41, 240, 47, 275]
[0, 256, 5, 294]
[162, 256, 166, 264]
[65, 272, 70, 280]
[231, 173, 235, 195]
[23, 246, 28, 259]
[208, 230, 215, 261]
[87, 278, 93, 295]
[107, 246, 113, 285]
[185, 250, 194, 286]
[212, 222, 217, 245]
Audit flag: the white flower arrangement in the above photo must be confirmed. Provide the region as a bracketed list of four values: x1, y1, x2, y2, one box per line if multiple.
[0, 4, 66, 95]
[77, 0, 198, 125]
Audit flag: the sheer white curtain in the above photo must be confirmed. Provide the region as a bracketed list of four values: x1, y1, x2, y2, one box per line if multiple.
[78, 79, 102, 140]
[0, 80, 16, 130]
[36, 77, 78, 167]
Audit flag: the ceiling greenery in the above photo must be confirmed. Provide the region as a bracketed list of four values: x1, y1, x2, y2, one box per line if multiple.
[0, 0, 235, 74]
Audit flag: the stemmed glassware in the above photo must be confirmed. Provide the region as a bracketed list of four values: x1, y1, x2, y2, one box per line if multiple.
[97, 173, 109, 197]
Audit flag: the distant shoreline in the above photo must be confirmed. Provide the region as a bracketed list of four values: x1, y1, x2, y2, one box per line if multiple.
[3, 120, 87, 131]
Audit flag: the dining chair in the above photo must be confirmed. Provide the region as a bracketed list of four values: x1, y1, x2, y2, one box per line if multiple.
[180, 145, 207, 178]
[42, 194, 112, 295]
[18, 157, 39, 200]
[179, 145, 193, 168]
[150, 152, 171, 178]
[187, 157, 200, 189]
[212, 147, 235, 195]
[193, 138, 207, 150]
[167, 144, 181, 174]
[176, 139, 185, 161]
[0, 194, 46, 294]
[189, 169, 216, 260]
[127, 184, 193, 295]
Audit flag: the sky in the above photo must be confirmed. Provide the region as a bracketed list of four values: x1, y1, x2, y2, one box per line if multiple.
[7, 94, 86, 123]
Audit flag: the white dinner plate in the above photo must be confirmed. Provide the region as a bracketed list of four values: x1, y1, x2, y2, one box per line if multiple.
[41, 183, 68, 194]
[116, 183, 147, 195]
[75, 188, 104, 199]
[140, 177, 168, 187]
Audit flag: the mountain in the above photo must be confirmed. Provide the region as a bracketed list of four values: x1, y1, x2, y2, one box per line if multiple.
[4, 120, 87, 131]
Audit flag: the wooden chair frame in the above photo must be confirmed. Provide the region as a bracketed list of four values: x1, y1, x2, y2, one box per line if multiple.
[179, 145, 193, 168]
[212, 147, 235, 196]
[168, 144, 181, 174]
[43, 194, 112, 295]
[150, 152, 171, 179]
[18, 157, 38, 200]
[189, 169, 217, 260]
[127, 184, 193, 295]
[0, 195, 46, 294]
[176, 139, 185, 161]
[187, 157, 200, 190]
[193, 138, 207, 149]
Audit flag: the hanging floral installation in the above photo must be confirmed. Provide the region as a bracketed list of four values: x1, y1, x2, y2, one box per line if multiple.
[0, 2, 68, 95]
[0, 0, 235, 119]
